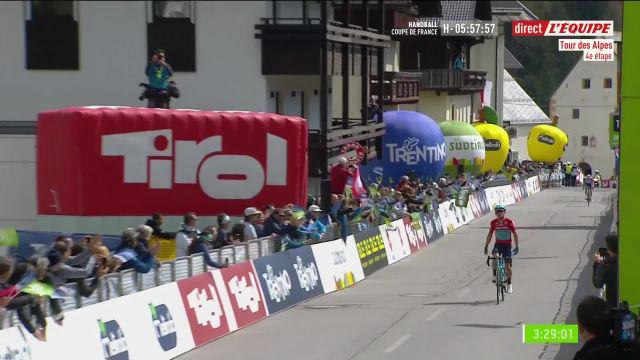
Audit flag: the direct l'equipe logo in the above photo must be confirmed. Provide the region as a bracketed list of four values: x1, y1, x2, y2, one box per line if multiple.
[101, 130, 288, 200]
[149, 303, 177, 351]
[98, 319, 129, 360]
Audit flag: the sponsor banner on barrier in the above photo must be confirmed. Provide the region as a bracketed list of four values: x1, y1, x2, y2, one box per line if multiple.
[177, 272, 232, 346]
[411, 214, 429, 249]
[218, 262, 268, 328]
[445, 201, 469, 230]
[379, 220, 412, 264]
[252, 247, 324, 315]
[526, 176, 542, 195]
[511, 182, 523, 203]
[402, 217, 421, 254]
[519, 181, 529, 199]
[486, 185, 516, 208]
[420, 212, 442, 244]
[478, 189, 491, 215]
[0, 326, 31, 360]
[430, 206, 445, 239]
[438, 201, 454, 234]
[22, 282, 194, 360]
[353, 227, 389, 276]
[311, 237, 365, 293]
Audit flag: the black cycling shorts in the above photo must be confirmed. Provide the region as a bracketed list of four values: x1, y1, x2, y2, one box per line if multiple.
[492, 244, 513, 265]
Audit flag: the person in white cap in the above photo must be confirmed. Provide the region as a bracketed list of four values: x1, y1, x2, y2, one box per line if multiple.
[241, 207, 262, 240]
[304, 205, 327, 241]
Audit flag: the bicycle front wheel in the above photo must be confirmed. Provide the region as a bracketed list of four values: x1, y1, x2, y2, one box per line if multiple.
[496, 272, 502, 304]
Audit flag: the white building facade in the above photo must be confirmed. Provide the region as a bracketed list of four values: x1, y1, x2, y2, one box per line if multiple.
[549, 57, 618, 179]
[0, 1, 395, 230]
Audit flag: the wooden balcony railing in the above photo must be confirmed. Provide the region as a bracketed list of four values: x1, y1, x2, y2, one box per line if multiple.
[371, 71, 421, 104]
[407, 69, 487, 92]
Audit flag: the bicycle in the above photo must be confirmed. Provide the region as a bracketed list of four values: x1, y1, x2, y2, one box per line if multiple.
[586, 186, 592, 206]
[487, 254, 507, 304]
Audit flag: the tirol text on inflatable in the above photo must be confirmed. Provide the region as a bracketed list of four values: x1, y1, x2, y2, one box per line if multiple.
[360, 111, 446, 185]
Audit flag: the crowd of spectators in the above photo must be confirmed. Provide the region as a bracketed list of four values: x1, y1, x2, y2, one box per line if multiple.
[0, 156, 549, 340]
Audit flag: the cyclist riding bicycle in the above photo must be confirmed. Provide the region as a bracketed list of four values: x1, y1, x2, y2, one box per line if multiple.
[583, 174, 594, 199]
[484, 204, 519, 294]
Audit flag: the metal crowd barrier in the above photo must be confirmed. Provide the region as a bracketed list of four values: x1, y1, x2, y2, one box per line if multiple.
[1, 236, 286, 329]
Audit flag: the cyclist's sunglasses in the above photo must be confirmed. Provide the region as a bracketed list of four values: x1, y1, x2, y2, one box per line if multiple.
[495, 209, 505, 214]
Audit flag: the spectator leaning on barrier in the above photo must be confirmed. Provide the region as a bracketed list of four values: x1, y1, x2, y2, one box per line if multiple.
[135, 224, 154, 253]
[241, 207, 262, 241]
[113, 229, 159, 274]
[0, 256, 49, 341]
[176, 212, 200, 257]
[145, 212, 176, 239]
[303, 205, 327, 241]
[188, 230, 229, 269]
[592, 233, 619, 309]
[574, 295, 634, 360]
[1, 257, 39, 331]
[231, 223, 246, 243]
[213, 214, 232, 249]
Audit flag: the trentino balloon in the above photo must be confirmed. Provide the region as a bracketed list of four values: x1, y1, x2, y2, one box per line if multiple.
[359, 111, 446, 185]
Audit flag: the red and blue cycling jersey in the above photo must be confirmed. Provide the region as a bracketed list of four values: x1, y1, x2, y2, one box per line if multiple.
[490, 218, 516, 245]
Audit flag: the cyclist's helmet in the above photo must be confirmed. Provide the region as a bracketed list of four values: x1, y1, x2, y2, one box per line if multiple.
[495, 204, 506, 212]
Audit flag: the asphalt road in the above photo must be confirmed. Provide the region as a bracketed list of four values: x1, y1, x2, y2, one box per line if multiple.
[176, 187, 615, 360]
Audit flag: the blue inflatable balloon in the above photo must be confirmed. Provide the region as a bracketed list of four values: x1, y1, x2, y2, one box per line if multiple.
[360, 111, 446, 185]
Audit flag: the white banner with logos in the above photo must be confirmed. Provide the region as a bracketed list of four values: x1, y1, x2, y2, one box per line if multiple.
[379, 220, 412, 265]
[11, 282, 194, 360]
[311, 237, 365, 294]
[526, 176, 541, 195]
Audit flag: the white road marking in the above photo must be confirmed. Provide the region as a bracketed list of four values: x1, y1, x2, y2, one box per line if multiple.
[425, 306, 449, 321]
[384, 334, 412, 353]
[457, 288, 472, 298]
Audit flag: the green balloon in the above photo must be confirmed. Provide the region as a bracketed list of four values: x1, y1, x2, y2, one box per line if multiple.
[439, 121, 486, 176]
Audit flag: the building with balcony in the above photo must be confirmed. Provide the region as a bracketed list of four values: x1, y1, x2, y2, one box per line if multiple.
[388, 0, 535, 124]
[0, 1, 413, 229]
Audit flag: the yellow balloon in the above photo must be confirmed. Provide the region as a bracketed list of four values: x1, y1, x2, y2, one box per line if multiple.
[527, 125, 568, 164]
[474, 123, 510, 172]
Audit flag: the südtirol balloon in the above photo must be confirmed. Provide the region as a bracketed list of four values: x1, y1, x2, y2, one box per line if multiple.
[439, 121, 485, 176]
[359, 111, 446, 185]
[527, 124, 568, 164]
[474, 122, 509, 173]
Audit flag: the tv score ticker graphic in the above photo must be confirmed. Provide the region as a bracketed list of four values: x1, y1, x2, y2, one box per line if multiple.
[390, 20, 498, 37]
[512, 20, 615, 62]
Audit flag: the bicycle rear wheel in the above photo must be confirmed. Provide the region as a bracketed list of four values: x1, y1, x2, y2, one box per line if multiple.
[501, 284, 505, 302]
